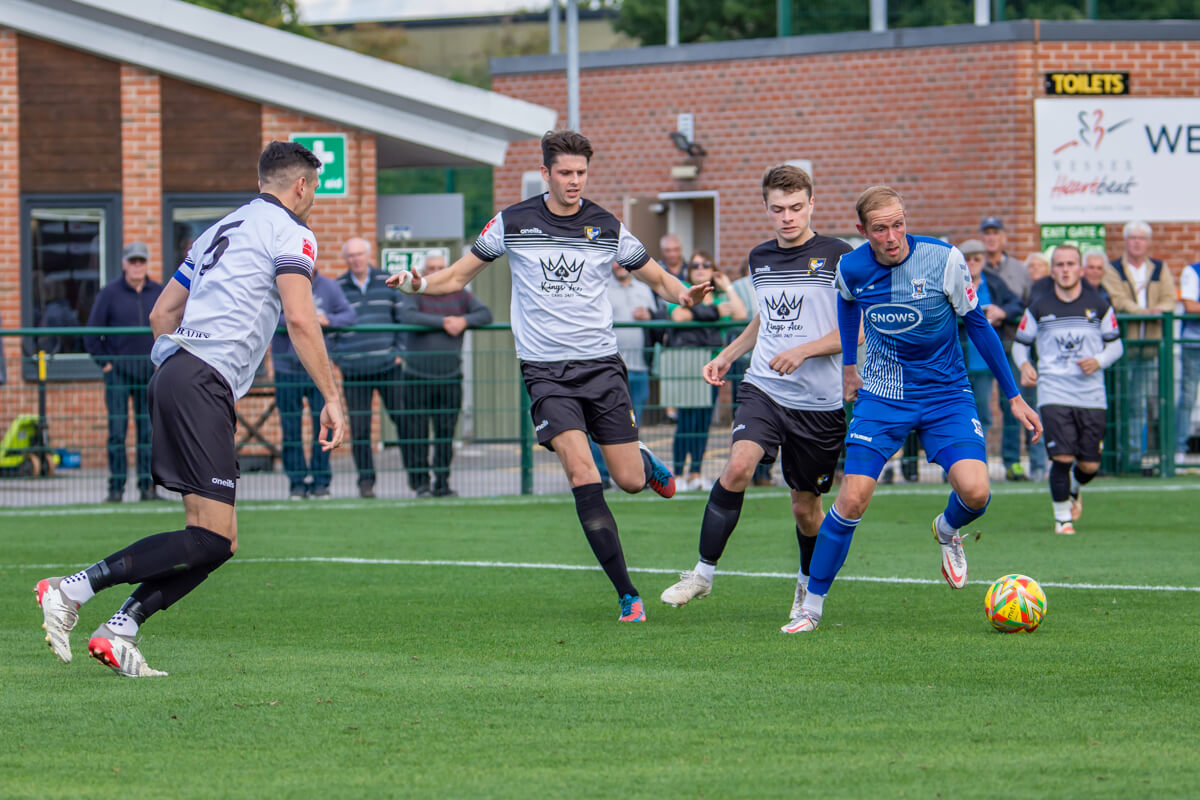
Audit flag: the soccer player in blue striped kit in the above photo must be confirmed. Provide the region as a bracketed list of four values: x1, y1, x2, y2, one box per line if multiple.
[784, 186, 1042, 634]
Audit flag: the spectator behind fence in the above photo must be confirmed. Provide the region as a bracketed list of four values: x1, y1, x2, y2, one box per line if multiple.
[1101, 221, 1176, 472]
[981, 215, 1042, 481]
[334, 237, 407, 498]
[662, 252, 747, 490]
[84, 242, 164, 503]
[959, 238, 1023, 456]
[725, 256, 773, 486]
[646, 232, 687, 359]
[1175, 258, 1200, 459]
[272, 272, 356, 500]
[397, 252, 493, 498]
[1082, 249, 1111, 303]
[588, 260, 658, 488]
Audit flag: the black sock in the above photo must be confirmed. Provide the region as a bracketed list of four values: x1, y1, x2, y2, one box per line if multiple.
[797, 524, 816, 576]
[120, 544, 233, 625]
[86, 526, 233, 593]
[1049, 461, 1072, 502]
[698, 479, 744, 565]
[1073, 464, 1097, 490]
[572, 483, 636, 597]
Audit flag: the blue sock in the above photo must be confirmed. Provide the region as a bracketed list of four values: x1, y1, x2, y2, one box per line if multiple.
[807, 506, 861, 596]
[942, 491, 990, 534]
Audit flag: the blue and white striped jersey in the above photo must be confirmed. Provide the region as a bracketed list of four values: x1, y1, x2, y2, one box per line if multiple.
[152, 194, 316, 399]
[836, 235, 975, 402]
[742, 235, 851, 411]
[471, 195, 650, 362]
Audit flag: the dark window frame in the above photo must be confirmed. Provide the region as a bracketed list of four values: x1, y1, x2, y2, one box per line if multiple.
[163, 192, 254, 273]
[20, 193, 122, 381]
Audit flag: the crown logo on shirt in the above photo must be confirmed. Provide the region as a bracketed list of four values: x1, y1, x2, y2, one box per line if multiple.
[765, 292, 804, 322]
[541, 253, 585, 283]
[1055, 332, 1085, 354]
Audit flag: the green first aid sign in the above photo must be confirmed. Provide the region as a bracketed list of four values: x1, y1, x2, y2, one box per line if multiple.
[290, 134, 347, 196]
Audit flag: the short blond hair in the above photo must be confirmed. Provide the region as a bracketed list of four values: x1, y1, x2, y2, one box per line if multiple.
[856, 186, 905, 226]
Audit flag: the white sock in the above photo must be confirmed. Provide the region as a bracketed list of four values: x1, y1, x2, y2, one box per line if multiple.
[60, 570, 94, 605]
[796, 568, 809, 587]
[1052, 500, 1072, 523]
[694, 561, 716, 582]
[935, 513, 958, 541]
[802, 592, 825, 617]
[105, 611, 138, 637]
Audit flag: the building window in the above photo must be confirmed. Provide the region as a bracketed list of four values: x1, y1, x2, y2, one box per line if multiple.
[21, 195, 121, 380]
[164, 194, 252, 270]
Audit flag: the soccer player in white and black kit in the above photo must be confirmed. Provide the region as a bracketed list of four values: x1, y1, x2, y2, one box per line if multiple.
[34, 142, 348, 676]
[659, 166, 855, 626]
[1013, 244, 1122, 535]
[388, 130, 708, 623]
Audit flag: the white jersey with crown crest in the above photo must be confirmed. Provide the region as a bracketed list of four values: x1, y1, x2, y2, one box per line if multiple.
[1015, 284, 1119, 409]
[151, 194, 316, 399]
[471, 195, 650, 362]
[743, 235, 852, 411]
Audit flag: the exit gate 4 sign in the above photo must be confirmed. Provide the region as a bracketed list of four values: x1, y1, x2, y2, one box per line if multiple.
[290, 134, 347, 196]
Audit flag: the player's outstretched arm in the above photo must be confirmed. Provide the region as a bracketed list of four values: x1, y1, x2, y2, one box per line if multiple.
[705, 317, 760, 386]
[769, 326, 844, 376]
[386, 252, 489, 297]
[635, 258, 712, 307]
[279, 273, 346, 450]
[149, 278, 189, 338]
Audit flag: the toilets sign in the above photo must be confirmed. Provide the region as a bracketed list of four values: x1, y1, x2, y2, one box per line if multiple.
[290, 134, 347, 196]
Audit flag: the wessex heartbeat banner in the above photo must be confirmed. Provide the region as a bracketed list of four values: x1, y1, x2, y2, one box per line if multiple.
[1035, 99, 1200, 223]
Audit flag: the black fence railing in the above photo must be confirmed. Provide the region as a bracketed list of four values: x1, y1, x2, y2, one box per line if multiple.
[0, 315, 1196, 506]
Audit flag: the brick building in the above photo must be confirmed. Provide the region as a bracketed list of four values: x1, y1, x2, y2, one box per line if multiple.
[0, 0, 552, 473]
[489, 20, 1200, 275]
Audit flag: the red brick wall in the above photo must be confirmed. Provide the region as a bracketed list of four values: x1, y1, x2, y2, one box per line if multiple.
[0, 30, 19, 384]
[492, 39, 1200, 278]
[261, 107, 377, 280]
[121, 65, 163, 278]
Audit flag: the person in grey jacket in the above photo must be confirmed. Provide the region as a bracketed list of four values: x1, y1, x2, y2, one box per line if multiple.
[334, 237, 407, 498]
[397, 252, 493, 497]
[272, 272, 356, 499]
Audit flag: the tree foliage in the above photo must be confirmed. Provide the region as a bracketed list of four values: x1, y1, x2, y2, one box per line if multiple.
[182, 0, 309, 35]
[612, 0, 1200, 45]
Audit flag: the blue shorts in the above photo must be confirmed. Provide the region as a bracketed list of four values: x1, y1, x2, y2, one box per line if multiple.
[844, 389, 987, 479]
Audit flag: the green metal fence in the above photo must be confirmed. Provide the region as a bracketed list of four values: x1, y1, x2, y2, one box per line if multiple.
[1, 314, 1195, 507]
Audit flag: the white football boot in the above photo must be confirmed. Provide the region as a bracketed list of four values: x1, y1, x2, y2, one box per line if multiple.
[660, 570, 712, 607]
[87, 623, 168, 678]
[35, 577, 79, 663]
[933, 515, 968, 589]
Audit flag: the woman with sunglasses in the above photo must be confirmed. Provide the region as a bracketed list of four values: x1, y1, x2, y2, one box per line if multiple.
[660, 252, 747, 490]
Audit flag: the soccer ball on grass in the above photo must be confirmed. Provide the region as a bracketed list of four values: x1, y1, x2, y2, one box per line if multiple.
[984, 574, 1046, 633]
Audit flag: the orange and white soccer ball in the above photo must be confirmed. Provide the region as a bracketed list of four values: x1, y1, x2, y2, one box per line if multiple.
[984, 574, 1047, 633]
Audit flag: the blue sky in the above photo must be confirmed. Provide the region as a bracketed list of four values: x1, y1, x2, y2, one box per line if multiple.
[296, 0, 547, 24]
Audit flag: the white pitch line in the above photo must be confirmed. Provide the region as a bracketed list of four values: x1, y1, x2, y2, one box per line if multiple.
[6, 556, 1197, 593]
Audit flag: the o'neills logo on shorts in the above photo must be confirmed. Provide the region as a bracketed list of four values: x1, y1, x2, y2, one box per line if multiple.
[211, 477, 235, 489]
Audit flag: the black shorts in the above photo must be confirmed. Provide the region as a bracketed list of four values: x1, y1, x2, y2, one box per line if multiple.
[149, 350, 239, 505]
[1041, 404, 1106, 462]
[731, 382, 846, 494]
[521, 354, 638, 449]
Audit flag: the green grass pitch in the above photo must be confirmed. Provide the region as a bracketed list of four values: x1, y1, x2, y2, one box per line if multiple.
[2, 479, 1197, 798]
